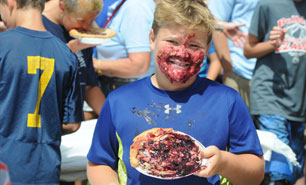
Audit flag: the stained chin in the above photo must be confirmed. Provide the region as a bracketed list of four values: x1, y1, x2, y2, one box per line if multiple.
[158, 61, 200, 83]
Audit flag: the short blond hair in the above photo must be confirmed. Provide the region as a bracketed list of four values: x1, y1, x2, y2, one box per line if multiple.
[61, 0, 102, 14]
[152, 0, 215, 43]
[0, 0, 45, 12]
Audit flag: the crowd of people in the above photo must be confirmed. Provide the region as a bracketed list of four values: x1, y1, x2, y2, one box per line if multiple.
[0, 0, 305, 185]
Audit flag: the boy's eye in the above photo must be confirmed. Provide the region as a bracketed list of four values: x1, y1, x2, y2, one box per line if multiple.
[167, 40, 179, 45]
[189, 44, 200, 48]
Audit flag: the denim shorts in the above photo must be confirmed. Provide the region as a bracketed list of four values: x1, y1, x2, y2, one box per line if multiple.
[254, 114, 305, 183]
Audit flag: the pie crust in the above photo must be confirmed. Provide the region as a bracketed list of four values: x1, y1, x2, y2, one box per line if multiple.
[69, 28, 116, 39]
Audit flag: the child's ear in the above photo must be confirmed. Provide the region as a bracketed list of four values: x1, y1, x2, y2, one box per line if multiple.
[59, 1, 66, 12]
[149, 29, 155, 51]
[7, 0, 16, 15]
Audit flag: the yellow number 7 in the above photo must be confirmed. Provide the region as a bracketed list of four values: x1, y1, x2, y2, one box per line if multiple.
[27, 56, 54, 128]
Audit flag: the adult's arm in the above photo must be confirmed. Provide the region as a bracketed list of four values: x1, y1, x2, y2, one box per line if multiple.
[93, 52, 151, 78]
[244, 27, 286, 59]
[85, 85, 106, 115]
[62, 122, 81, 135]
[196, 146, 265, 185]
[212, 31, 232, 80]
[212, 19, 248, 80]
[206, 52, 222, 81]
[87, 162, 120, 185]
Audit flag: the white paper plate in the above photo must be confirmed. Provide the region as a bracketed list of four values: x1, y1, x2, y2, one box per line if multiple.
[69, 28, 116, 45]
[75, 37, 111, 45]
[135, 130, 207, 180]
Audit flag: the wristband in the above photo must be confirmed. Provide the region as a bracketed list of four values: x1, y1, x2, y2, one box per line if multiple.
[216, 23, 223, 32]
[96, 60, 103, 76]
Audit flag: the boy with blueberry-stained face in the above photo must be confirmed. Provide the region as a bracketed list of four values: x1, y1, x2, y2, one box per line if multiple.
[149, 0, 213, 89]
[86, 0, 264, 185]
[151, 24, 209, 84]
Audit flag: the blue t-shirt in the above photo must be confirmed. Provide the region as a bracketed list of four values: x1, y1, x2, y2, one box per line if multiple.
[87, 76, 263, 185]
[198, 41, 216, 78]
[95, 0, 119, 27]
[94, 0, 155, 79]
[42, 15, 98, 104]
[0, 27, 83, 185]
[208, 0, 258, 80]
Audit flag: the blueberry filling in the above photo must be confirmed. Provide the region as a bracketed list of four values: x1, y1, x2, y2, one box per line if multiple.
[137, 133, 201, 178]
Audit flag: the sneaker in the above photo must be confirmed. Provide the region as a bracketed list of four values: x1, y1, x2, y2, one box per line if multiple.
[260, 173, 271, 185]
[274, 179, 290, 185]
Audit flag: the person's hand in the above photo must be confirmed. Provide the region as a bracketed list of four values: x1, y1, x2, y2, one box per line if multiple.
[269, 26, 287, 49]
[67, 38, 98, 53]
[222, 22, 247, 48]
[194, 146, 224, 178]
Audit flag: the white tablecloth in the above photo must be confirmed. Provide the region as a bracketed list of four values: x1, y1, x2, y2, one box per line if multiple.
[60, 119, 97, 181]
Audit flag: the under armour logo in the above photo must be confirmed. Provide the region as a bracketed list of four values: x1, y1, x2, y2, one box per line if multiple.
[164, 104, 182, 114]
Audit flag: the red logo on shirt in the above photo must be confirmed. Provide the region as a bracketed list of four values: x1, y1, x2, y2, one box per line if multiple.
[276, 15, 306, 63]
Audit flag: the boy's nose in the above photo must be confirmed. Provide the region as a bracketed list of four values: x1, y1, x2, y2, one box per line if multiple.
[176, 46, 190, 58]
